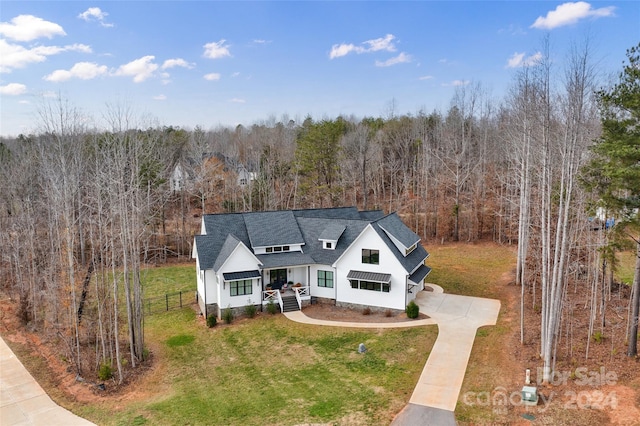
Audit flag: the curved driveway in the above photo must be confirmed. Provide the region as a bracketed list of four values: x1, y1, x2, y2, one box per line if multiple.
[0, 336, 96, 426]
[285, 284, 501, 425]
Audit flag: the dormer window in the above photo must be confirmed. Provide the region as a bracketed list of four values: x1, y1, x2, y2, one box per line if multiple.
[323, 241, 333, 250]
[264, 245, 291, 253]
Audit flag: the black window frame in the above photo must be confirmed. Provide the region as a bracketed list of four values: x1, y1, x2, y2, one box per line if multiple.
[317, 270, 334, 288]
[362, 249, 380, 264]
[349, 279, 390, 293]
[230, 279, 253, 296]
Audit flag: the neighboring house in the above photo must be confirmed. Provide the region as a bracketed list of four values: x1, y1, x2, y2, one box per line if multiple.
[236, 165, 257, 187]
[170, 163, 187, 192]
[192, 207, 431, 318]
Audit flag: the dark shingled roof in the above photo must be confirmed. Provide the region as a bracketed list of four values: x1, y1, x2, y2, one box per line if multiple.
[296, 216, 368, 265]
[318, 222, 346, 241]
[377, 213, 421, 248]
[243, 210, 304, 247]
[195, 207, 430, 276]
[213, 234, 245, 271]
[256, 251, 316, 268]
[409, 264, 432, 284]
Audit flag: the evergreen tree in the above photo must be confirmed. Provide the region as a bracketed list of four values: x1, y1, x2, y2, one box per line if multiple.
[582, 43, 640, 356]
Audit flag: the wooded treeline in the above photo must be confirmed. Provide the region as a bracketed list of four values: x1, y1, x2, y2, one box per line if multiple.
[0, 41, 638, 384]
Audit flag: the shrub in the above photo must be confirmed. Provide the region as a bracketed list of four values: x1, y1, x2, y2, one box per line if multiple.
[206, 315, 217, 328]
[244, 302, 257, 318]
[266, 300, 278, 315]
[406, 300, 419, 319]
[591, 331, 604, 344]
[362, 307, 371, 316]
[222, 305, 234, 324]
[384, 309, 393, 318]
[98, 362, 113, 381]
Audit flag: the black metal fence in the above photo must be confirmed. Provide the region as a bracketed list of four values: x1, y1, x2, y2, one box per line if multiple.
[144, 289, 196, 315]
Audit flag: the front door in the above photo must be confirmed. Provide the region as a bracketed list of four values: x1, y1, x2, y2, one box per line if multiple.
[270, 269, 287, 286]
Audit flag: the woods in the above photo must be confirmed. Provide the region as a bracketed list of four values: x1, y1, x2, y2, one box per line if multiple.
[1, 42, 638, 385]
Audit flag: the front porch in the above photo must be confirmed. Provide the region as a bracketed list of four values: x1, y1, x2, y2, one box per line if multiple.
[262, 285, 310, 312]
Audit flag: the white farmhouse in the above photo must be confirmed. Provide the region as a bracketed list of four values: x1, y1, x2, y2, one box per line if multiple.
[192, 207, 431, 318]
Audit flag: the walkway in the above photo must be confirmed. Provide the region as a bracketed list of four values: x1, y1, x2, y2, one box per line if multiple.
[0, 336, 96, 426]
[284, 284, 501, 425]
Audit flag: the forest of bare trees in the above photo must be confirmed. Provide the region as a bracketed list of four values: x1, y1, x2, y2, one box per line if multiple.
[0, 42, 638, 384]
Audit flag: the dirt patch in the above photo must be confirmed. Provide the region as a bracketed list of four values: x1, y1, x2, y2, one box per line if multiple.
[301, 303, 429, 323]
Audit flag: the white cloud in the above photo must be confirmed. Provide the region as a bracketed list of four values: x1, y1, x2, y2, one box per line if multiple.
[364, 34, 396, 52]
[330, 34, 397, 59]
[77, 7, 114, 28]
[153, 94, 167, 101]
[506, 51, 542, 68]
[114, 56, 158, 82]
[231, 72, 240, 78]
[204, 73, 221, 81]
[419, 75, 434, 80]
[44, 62, 108, 82]
[375, 52, 411, 67]
[0, 82, 27, 95]
[252, 39, 270, 45]
[203, 40, 231, 59]
[442, 80, 470, 87]
[0, 40, 91, 73]
[162, 58, 194, 69]
[229, 98, 245, 103]
[0, 14, 65, 42]
[19, 99, 30, 104]
[531, 2, 615, 30]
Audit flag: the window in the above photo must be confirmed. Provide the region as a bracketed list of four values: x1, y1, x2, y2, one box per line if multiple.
[230, 279, 253, 296]
[405, 244, 417, 256]
[350, 279, 390, 293]
[317, 270, 334, 288]
[266, 245, 290, 253]
[362, 249, 379, 264]
[325, 242, 332, 249]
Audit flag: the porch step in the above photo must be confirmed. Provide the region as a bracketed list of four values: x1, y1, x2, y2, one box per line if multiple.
[281, 296, 299, 312]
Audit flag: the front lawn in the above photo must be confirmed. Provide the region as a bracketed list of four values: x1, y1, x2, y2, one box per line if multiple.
[73, 309, 436, 425]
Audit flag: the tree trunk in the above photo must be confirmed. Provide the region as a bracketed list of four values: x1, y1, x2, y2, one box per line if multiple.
[627, 241, 640, 357]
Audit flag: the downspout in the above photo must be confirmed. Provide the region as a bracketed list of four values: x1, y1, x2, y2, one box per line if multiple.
[334, 265, 338, 306]
[203, 270, 207, 319]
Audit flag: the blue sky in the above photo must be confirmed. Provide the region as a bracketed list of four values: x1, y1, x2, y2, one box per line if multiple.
[1, 1, 638, 136]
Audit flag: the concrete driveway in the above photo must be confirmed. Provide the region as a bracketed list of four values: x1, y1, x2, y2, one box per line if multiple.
[0, 336, 96, 426]
[285, 284, 501, 426]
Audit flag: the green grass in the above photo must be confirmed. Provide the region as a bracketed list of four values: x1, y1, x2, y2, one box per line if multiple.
[426, 243, 515, 298]
[140, 264, 195, 298]
[70, 308, 437, 426]
[616, 250, 636, 286]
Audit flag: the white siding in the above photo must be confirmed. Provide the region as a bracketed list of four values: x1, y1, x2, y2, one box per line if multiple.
[334, 226, 407, 310]
[218, 244, 262, 309]
[309, 264, 337, 300]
